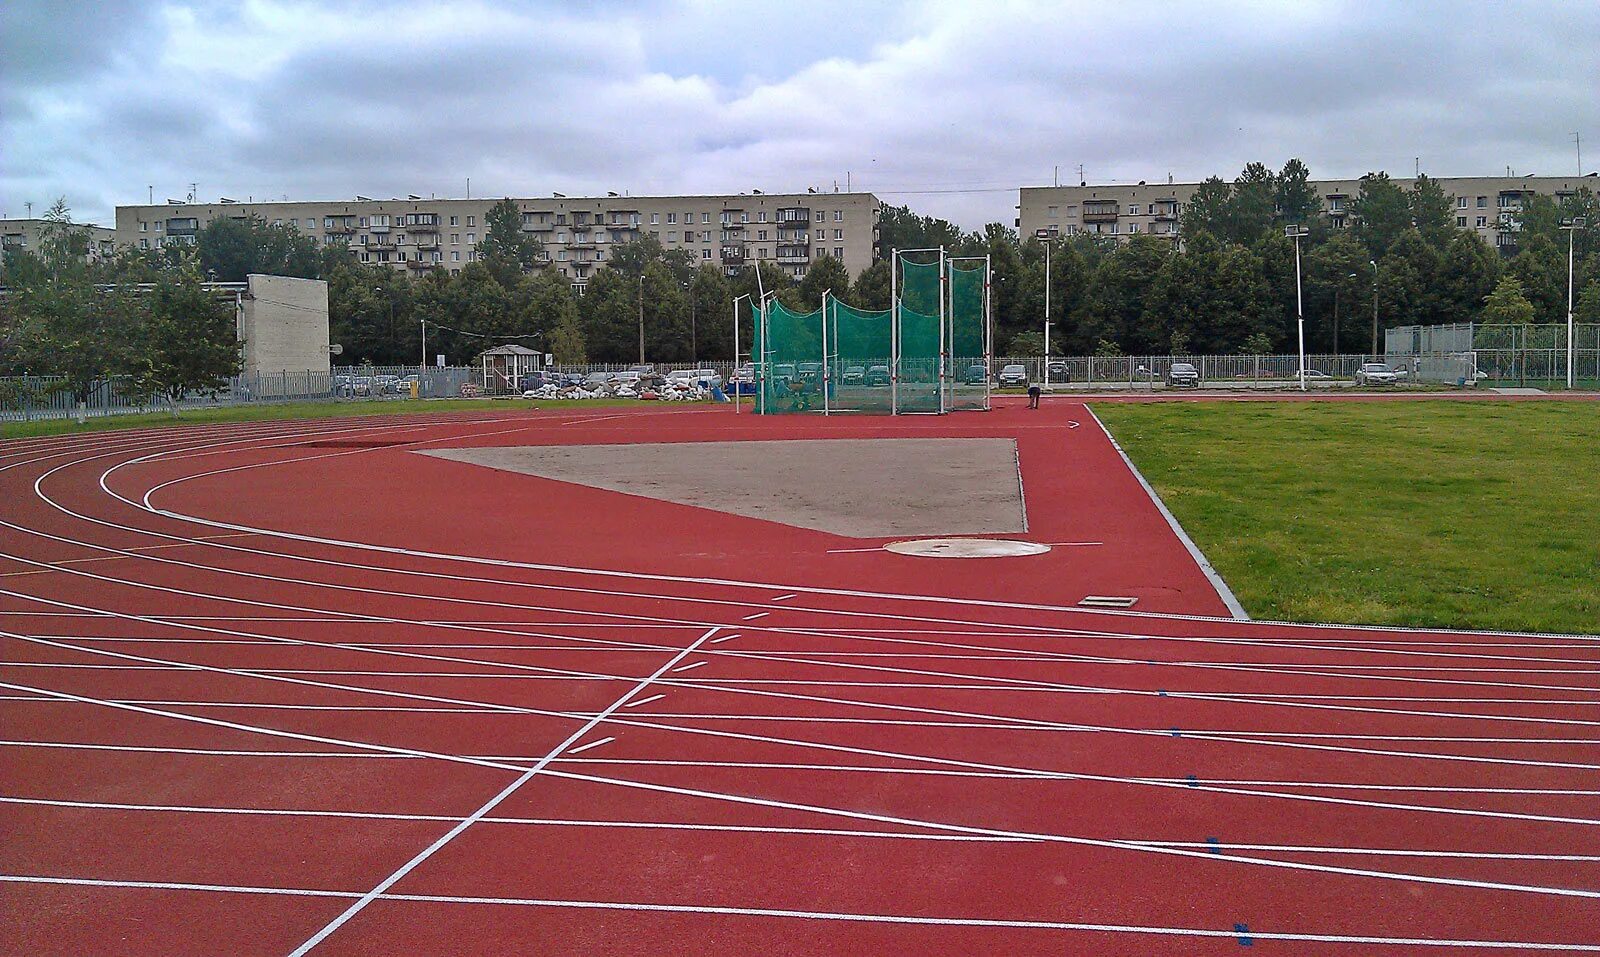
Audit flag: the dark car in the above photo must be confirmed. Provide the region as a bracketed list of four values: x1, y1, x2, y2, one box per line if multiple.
[865, 365, 891, 387]
[960, 364, 987, 385]
[1166, 362, 1200, 388]
[997, 364, 1028, 388]
[1045, 359, 1070, 382]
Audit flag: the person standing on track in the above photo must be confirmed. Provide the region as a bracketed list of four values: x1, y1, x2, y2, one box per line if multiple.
[1027, 379, 1042, 410]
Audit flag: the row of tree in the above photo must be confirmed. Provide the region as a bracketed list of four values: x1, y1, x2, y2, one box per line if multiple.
[6, 170, 1599, 388]
[0, 201, 240, 419]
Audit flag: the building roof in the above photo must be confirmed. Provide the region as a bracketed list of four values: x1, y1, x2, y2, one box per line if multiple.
[478, 344, 541, 356]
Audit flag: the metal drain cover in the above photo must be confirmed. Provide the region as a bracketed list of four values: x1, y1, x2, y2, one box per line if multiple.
[883, 538, 1051, 558]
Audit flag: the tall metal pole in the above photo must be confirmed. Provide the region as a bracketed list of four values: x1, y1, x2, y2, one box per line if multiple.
[637, 273, 645, 365]
[1043, 241, 1052, 390]
[890, 250, 899, 415]
[732, 295, 741, 414]
[820, 289, 830, 416]
[1370, 259, 1380, 358]
[938, 246, 948, 414]
[985, 253, 993, 411]
[1563, 219, 1584, 389]
[1288, 226, 1307, 391]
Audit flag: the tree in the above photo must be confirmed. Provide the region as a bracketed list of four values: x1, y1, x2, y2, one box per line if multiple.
[1435, 231, 1501, 326]
[1075, 235, 1172, 353]
[1305, 231, 1372, 351]
[475, 199, 544, 287]
[129, 254, 242, 413]
[1480, 276, 1536, 325]
[1229, 162, 1277, 246]
[796, 254, 850, 308]
[513, 270, 585, 364]
[1351, 172, 1413, 258]
[688, 265, 733, 361]
[196, 216, 320, 281]
[1409, 174, 1456, 248]
[1180, 177, 1232, 241]
[1506, 235, 1566, 324]
[1007, 330, 1046, 356]
[1275, 159, 1323, 227]
[874, 204, 971, 259]
[851, 259, 891, 310]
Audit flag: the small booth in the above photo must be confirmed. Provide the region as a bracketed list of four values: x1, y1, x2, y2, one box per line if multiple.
[477, 344, 543, 394]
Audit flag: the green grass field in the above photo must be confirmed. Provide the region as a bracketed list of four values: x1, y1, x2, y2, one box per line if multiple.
[0, 397, 652, 440]
[1095, 399, 1600, 634]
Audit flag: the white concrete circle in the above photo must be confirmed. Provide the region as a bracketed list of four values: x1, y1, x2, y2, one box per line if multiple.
[883, 538, 1051, 558]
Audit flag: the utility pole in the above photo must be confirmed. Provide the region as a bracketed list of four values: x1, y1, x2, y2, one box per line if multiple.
[1561, 217, 1587, 389]
[1043, 239, 1055, 390]
[637, 273, 646, 365]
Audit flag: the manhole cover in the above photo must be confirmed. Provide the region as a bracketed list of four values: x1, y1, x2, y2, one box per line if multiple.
[883, 538, 1051, 558]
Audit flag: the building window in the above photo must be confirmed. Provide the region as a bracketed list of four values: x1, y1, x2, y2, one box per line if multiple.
[667, 213, 676, 224]
[1457, 197, 1469, 208]
[139, 237, 149, 249]
[834, 211, 842, 222]
[667, 232, 677, 243]
[467, 233, 475, 243]
[594, 250, 604, 261]
[1129, 223, 1140, 233]
[758, 230, 768, 241]
[1047, 206, 1058, 218]
[703, 249, 711, 259]
[1477, 196, 1488, 208]
[1109, 223, 1119, 234]
[833, 229, 842, 239]
[452, 251, 460, 262]
[451, 234, 459, 244]
[834, 247, 843, 258]
[1128, 205, 1141, 215]
[1476, 216, 1488, 227]
[816, 211, 826, 223]
[450, 215, 459, 226]
[558, 250, 568, 261]
[758, 211, 767, 223]
[650, 213, 660, 225]
[1457, 216, 1468, 227]
[467, 216, 475, 226]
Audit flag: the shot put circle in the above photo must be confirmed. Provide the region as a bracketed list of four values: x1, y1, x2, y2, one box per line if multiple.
[883, 538, 1051, 558]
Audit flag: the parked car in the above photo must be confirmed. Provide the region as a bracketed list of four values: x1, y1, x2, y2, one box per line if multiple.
[373, 374, 401, 394]
[392, 374, 421, 395]
[628, 364, 656, 375]
[997, 364, 1028, 388]
[583, 371, 614, 388]
[796, 362, 823, 386]
[1166, 362, 1200, 388]
[613, 371, 643, 387]
[333, 375, 356, 397]
[1355, 362, 1401, 386]
[665, 368, 723, 389]
[773, 363, 798, 384]
[1296, 369, 1333, 381]
[1045, 359, 1070, 382]
[960, 364, 987, 385]
[865, 365, 891, 387]
[842, 365, 867, 385]
[349, 376, 375, 396]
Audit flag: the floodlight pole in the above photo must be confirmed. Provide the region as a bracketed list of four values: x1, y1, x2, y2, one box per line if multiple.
[985, 253, 993, 411]
[732, 294, 746, 414]
[1562, 218, 1585, 389]
[938, 246, 948, 414]
[1043, 239, 1053, 390]
[1286, 225, 1309, 391]
[1370, 259, 1380, 358]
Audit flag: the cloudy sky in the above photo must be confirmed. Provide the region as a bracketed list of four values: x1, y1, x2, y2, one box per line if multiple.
[3, 0, 1596, 230]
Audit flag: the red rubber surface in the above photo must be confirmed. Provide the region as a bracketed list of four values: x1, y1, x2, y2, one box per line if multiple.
[2, 399, 1597, 956]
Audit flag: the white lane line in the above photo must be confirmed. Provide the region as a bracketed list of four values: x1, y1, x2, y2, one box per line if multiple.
[670, 661, 708, 674]
[565, 736, 614, 755]
[709, 634, 740, 644]
[6, 876, 1597, 950]
[825, 547, 883, 553]
[622, 694, 666, 709]
[771, 594, 798, 602]
[741, 612, 770, 621]
[284, 625, 718, 957]
[9, 797, 1600, 858]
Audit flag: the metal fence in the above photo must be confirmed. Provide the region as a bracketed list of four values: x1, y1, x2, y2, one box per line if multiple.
[1386, 323, 1600, 388]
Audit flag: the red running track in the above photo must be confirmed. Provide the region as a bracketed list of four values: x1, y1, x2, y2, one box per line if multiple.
[1, 401, 1597, 956]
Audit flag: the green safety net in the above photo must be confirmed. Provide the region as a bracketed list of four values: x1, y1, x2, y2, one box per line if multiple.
[898, 258, 942, 412]
[751, 254, 988, 415]
[827, 299, 894, 413]
[753, 300, 823, 414]
[948, 262, 988, 411]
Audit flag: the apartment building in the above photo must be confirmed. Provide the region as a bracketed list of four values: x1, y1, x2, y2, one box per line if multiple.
[0, 218, 117, 269]
[1018, 174, 1598, 251]
[114, 191, 882, 290]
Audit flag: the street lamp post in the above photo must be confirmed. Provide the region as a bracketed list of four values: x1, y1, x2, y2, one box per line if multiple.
[1043, 239, 1055, 390]
[1285, 225, 1309, 390]
[1560, 217, 1586, 389]
[1370, 260, 1380, 358]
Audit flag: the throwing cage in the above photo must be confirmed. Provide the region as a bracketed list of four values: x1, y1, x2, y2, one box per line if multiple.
[753, 248, 991, 415]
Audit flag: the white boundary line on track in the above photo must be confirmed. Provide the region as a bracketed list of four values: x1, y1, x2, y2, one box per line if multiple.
[1082, 404, 1249, 619]
[4, 874, 1597, 951]
[290, 625, 719, 956]
[90, 415, 1594, 640]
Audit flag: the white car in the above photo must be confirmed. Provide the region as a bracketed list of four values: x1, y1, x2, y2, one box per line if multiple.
[1355, 362, 1401, 386]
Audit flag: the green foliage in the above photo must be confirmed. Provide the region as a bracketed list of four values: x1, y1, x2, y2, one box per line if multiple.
[129, 253, 243, 410]
[796, 254, 850, 306]
[1007, 330, 1046, 356]
[874, 204, 973, 258]
[850, 259, 891, 310]
[1409, 174, 1457, 247]
[476, 199, 545, 287]
[1351, 172, 1412, 258]
[196, 215, 320, 282]
[1480, 276, 1537, 325]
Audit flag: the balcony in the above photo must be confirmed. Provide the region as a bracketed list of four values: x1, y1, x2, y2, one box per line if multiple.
[720, 246, 746, 262]
[413, 238, 441, 250]
[567, 238, 597, 249]
[1081, 206, 1119, 223]
[367, 237, 396, 250]
[521, 220, 554, 232]
[405, 258, 437, 271]
[407, 219, 440, 233]
[776, 207, 810, 223]
[368, 223, 391, 233]
[776, 245, 810, 262]
[721, 221, 746, 231]
[1150, 207, 1179, 222]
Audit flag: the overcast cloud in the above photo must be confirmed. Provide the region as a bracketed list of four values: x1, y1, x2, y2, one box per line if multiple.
[2, 0, 1596, 229]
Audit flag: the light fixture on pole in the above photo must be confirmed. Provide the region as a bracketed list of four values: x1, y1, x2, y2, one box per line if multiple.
[1285, 225, 1310, 391]
[1560, 217, 1586, 390]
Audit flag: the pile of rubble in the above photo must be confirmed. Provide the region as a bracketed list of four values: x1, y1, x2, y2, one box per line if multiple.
[520, 378, 710, 402]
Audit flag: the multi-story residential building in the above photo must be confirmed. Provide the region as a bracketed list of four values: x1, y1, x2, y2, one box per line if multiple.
[0, 218, 117, 269]
[113, 191, 882, 290]
[1018, 174, 1598, 253]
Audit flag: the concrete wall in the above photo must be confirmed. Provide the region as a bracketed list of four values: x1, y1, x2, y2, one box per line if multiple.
[240, 275, 329, 388]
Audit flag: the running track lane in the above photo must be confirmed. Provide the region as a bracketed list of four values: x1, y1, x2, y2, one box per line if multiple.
[1, 404, 1597, 956]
